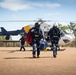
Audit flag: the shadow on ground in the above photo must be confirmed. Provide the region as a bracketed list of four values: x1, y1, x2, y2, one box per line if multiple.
[4, 56, 52, 59]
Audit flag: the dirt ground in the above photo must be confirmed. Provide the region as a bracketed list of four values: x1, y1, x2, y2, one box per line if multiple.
[0, 47, 76, 75]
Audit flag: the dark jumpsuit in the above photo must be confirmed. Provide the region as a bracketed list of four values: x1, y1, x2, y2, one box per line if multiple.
[48, 27, 60, 56]
[30, 27, 43, 57]
[20, 36, 25, 51]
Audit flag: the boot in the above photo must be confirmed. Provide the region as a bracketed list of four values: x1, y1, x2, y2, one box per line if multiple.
[33, 55, 36, 58]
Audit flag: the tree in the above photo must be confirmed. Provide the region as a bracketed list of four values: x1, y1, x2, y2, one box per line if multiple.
[58, 23, 69, 33]
[68, 22, 76, 37]
[67, 22, 76, 47]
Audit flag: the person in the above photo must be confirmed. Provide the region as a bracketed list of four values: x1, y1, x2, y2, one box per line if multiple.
[19, 36, 26, 51]
[47, 23, 61, 58]
[29, 22, 43, 58]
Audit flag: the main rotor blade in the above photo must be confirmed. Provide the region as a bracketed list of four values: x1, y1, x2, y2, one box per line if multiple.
[0, 20, 37, 22]
[0, 20, 76, 22]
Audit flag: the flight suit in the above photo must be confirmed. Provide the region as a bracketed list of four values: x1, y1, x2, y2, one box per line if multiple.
[30, 27, 43, 58]
[48, 26, 60, 57]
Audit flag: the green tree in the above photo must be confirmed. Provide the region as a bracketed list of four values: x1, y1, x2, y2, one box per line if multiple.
[68, 22, 76, 37]
[58, 23, 69, 33]
[68, 22, 76, 47]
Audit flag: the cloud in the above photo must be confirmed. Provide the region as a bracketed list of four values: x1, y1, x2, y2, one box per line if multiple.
[0, 0, 61, 11]
[45, 3, 61, 8]
[44, 12, 60, 16]
[30, 2, 60, 8]
[0, 0, 32, 11]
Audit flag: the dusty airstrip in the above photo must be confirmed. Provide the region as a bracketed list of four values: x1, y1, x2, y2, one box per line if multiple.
[0, 47, 76, 75]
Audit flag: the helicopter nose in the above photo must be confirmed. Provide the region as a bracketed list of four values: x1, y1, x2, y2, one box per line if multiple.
[71, 34, 75, 41]
[66, 34, 75, 42]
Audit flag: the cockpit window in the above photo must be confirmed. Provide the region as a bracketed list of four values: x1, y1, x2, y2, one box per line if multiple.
[0, 28, 2, 32]
[60, 30, 65, 37]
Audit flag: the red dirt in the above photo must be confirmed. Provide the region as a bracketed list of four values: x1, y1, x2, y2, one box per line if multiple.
[0, 47, 76, 75]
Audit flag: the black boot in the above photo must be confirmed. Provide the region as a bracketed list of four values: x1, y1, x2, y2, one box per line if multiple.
[37, 55, 39, 58]
[33, 55, 36, 58]
[53, 55, 56, 58]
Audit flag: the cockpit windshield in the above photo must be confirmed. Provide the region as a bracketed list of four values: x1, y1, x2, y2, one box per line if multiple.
[60, 30, 65, 37]
[0, 28, 2, 32]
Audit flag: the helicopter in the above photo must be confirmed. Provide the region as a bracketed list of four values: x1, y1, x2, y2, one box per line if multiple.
[0, 19, 75, 49]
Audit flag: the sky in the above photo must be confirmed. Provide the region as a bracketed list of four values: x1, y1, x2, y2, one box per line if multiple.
[0, 0, 76, 40]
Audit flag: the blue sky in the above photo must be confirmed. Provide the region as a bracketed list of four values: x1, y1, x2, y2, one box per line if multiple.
[0, 0, 76, 40]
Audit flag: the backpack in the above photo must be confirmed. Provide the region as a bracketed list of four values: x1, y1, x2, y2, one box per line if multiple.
[31, 27, 42, 41]
[50, 27, 60, 38]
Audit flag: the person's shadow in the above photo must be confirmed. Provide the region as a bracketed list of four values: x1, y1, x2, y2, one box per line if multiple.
[4, 57, 34, 59]
[4, 56, 52, 59]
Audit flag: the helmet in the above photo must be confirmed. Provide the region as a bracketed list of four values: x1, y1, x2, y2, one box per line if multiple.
[53, 22, 58, 28]
[35, 22, 40, 28]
